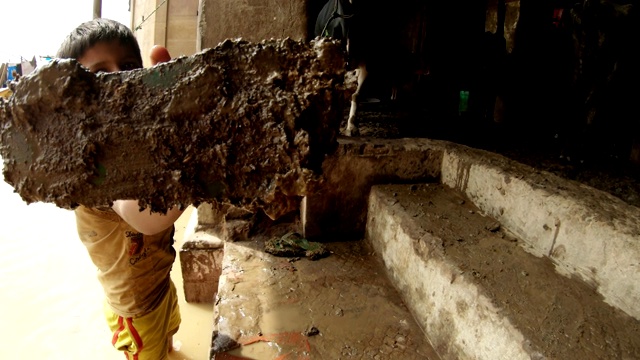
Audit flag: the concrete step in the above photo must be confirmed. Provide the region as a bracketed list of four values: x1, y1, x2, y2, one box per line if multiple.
[209, 236, 441, 359]
[366, 183, 640, 360]
[302, 137, 640, 323]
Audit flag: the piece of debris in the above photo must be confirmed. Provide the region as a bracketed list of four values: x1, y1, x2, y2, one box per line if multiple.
[304, 326, 320, 337]
[0, 38, 347, 219]
[486, 221, 501, 232]
[264, 232, 330, 260]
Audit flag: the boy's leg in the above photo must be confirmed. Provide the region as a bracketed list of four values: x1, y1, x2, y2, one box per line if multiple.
[104, 281, 181, 360]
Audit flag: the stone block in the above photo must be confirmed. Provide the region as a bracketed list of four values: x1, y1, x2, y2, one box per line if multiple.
[196, 201, 256, 241]
[302, 137, 442, 240]
[180, 231, 225, 303]
[196, 202, 226, 231]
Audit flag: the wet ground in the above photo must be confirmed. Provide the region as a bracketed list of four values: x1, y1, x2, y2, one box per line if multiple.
[213, 239, 440, 359]
[0, 169, 213, 360]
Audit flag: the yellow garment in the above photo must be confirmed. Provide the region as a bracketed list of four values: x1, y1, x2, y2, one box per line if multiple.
[0, 88, 11, 98]
[105, 280, 181, 360]
[75, 204, 181, 359]
[75, 205, 177, 317]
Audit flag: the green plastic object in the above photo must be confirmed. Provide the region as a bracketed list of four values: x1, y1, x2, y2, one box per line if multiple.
[459, 90, 469, 114]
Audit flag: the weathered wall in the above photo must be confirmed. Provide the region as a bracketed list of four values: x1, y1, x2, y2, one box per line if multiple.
[199, 0, 308, 50]
[302, 138, 442, 240]
[166, 0, 199, 57]
[131, 0, 198, 65]
[132, 0, 168, 67]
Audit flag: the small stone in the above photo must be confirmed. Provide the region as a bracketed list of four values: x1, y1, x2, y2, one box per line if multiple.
[304, 326, 320, 336]
[486, 221, 501, 232]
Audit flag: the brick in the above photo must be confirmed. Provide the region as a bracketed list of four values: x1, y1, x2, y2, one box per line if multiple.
[179, 231, 224, 303]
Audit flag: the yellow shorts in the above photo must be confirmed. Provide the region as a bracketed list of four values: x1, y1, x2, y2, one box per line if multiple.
[104, 281, 181, 360]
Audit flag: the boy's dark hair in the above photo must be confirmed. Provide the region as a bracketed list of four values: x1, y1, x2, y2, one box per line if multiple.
[56, 18, 142, 65]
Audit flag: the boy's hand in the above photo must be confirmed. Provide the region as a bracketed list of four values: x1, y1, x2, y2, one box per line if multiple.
[150, 45, 172, 66]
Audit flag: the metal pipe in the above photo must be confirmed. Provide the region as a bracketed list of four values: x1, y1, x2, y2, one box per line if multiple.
[93, 0, 102, 19]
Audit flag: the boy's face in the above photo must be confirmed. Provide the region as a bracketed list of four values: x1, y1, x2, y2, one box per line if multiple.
[78, 41, 142, 73]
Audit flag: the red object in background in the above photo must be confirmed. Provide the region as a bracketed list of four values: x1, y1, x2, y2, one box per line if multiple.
[552, 8, 564, 28]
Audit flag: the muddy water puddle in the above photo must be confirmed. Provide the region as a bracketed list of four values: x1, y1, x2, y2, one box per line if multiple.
[216, 240, 440, 359]
[0, 169, 212, 360]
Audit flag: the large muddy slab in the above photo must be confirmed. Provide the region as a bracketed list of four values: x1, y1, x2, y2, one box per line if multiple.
[0, 38, 346, 218]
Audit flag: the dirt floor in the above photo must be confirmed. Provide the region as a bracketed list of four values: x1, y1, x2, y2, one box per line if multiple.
[347, 101, 640, 209]
[213, 238, 441, 360]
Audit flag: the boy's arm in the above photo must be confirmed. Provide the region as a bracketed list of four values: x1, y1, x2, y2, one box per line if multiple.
[112, 200, 184, 235]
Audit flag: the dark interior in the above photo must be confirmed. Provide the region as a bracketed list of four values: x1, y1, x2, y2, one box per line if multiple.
[306, 0, 640, 207]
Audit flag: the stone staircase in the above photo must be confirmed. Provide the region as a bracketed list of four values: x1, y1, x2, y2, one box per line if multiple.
[367, 183, 640, 359]
[180, 137, 640, 360]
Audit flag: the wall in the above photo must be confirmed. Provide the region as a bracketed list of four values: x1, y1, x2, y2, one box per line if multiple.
[199, 0, 308, 50]
[131, 0, 166, 67]
[167, 0, 199, 58]
[131, 0, 198, 67]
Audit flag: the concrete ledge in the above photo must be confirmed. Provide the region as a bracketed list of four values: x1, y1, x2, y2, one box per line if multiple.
[302, 137, 441, 239]
[303, 137, 640, 320]
[179, 230, 224, 303]
[366, 184, 640, 360]
[439, 145, 640, 320]
[195, 202, 255, 242]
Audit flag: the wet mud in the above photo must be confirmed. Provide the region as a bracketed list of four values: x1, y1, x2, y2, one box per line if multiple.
[213, 239, 441, 359]
[0, 38, 347, 219]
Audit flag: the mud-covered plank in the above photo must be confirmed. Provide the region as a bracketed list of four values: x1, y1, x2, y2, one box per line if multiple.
[0, 38, 346, 218]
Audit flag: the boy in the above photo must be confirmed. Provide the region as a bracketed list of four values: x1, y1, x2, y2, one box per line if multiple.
[56, 18, 184, 360]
